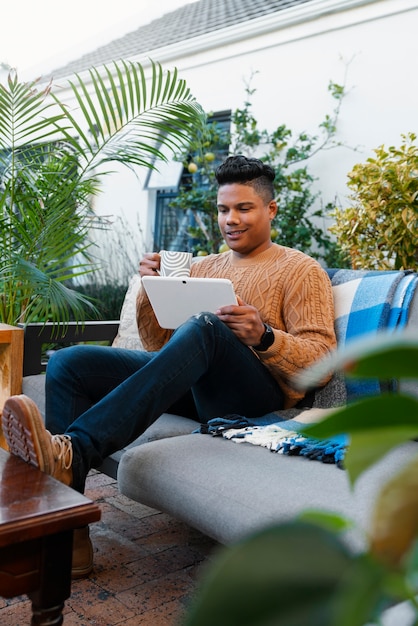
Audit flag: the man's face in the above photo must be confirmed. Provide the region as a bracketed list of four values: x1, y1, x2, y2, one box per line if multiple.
[217, 183, 277, 258]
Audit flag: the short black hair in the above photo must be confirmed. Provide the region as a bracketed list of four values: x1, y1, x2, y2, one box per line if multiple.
[215, 155, 276, 202]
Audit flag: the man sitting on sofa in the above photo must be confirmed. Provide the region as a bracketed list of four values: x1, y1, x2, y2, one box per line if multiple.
[1, 155, 337, 577]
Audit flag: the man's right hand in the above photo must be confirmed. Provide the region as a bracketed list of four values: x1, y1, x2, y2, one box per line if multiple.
[139, 252, 161, 277]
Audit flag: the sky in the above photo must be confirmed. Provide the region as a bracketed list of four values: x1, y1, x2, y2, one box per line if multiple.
[1, 0, 196, 79]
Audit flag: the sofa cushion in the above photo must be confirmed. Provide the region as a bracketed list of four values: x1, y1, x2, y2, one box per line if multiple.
[117, 433, 418, 548]
[22, 374, 46, 418]
[99, 413, 199, 479]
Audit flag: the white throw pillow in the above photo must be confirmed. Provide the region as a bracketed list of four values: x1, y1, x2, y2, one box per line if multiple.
[112, 274, 144, 351]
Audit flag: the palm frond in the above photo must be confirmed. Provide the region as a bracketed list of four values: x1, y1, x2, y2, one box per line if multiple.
[0, 71, 64, 155]
[0, 61, 204, 327]
[51, 59, 206, 174]
[0, 259, 99, 327]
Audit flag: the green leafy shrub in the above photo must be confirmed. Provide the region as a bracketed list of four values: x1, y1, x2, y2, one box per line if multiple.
[169, 118, 230, 255]
[171, 77, 349, 267]
[331, 133, 418, 270]
[74, 282, 128, 320]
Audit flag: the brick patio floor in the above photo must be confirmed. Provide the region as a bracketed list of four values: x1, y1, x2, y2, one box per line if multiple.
[0, 470, 218, 625]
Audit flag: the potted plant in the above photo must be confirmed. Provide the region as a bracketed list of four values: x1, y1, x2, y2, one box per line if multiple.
[0, 62, 205, 327]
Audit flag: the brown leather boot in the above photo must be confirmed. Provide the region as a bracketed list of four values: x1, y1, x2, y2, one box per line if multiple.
[72, 526, 94, 579]
[2, 395, 94, 579]
[1, 394, 73, 486]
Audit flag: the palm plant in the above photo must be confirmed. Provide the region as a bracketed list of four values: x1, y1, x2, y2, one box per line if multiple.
[0, 61, 205, 327]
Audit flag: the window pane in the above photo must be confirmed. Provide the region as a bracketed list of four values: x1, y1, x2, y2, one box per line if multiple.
[153, 110, 231, 251]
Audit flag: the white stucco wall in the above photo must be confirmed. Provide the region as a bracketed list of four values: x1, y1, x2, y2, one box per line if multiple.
[152, 0, 418, 216]
[42, 0, 418, 279]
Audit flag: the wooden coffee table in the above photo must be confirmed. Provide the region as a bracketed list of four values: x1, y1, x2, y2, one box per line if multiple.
[0, 447, 101, 625]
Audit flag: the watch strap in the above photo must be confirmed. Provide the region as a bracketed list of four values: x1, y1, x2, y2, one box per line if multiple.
[253, 323, 275, 351]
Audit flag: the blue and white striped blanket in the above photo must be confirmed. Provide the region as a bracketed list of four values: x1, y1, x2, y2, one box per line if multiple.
[329, 269, 418, 399]
[201, 269, 418, 465]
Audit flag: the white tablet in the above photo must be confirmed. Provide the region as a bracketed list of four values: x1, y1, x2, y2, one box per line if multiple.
[142, 276, 237, 329]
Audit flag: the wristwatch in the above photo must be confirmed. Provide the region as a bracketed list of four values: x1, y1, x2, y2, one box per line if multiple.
[253, 323, 275, 351]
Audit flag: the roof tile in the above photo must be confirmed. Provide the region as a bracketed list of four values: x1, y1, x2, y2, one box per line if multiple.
[50, 0, 313, 79]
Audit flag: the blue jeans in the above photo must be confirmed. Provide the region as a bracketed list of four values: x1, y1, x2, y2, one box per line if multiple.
[45, 313, 284, 491]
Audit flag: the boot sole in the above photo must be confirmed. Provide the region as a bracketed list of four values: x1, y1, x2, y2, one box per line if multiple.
[1, 395, 54, 473]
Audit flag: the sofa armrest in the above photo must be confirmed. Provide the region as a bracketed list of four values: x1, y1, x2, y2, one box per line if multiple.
[0, 323, 24, 415]
[21, 321, 120, 376]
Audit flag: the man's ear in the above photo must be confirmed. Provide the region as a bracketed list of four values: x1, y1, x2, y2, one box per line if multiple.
[269, 200, 278, 219]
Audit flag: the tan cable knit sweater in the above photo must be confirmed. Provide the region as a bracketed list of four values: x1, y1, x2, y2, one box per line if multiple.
[137, 244, 336, 408]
